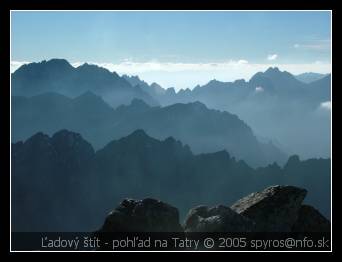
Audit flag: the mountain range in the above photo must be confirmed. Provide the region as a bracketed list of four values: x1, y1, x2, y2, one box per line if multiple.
[12, 92, 287, 167]
[21, 59, 327, 159]
[150, 67, 331, 159]
[11, 59, 331, 233]
[124, 67, 330, 108]
[295, 72, 329, 84]
[12, 130, 331, 232]
[11, 59, 331, 164]
[11, 59, 158, 107]
[12, 59, 330, 110]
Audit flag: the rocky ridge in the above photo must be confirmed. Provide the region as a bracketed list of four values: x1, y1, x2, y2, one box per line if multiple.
[99, 185, 330, 233]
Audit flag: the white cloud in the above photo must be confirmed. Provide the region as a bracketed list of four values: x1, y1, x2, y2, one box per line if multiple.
[267, 54, 278, 61]
[10, 59, 332, 90]
[73, 60, 331, 89]
[255, 86, 264, 93]
[320, 101, 331, 111]
[293, 39, 331, 51]
[10, 61, 30, 73]
[237, 59, 249, 64]
[75, 59, 251, 74]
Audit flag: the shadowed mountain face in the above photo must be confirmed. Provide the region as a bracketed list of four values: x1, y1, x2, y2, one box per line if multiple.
[249, 67, 305, 96]
[12, 92, 287, 167]
[11, 59, 158, 107]
[146, 68, 331, 159]
[153, 67, 330, 107]
[12, 130, 330, 232]
[11, 61, 331, 159]
[123, 74, 166, 100]
[10, 61, 330, 234]
[12, 130, 95, 231]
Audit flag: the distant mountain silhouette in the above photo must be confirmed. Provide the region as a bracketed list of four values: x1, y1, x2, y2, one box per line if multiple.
[144, 67, 330, 159]
[11, 92, 117, 146]
[11, 61, 331, 159]
[295, 72, 328, 84]
[305, 74, 331, 103]
[12, 59, 158, 107]
[252, 67, 305, 93]
[12, 92, 287, 167]
[12, 130, 330, 232]
[123, 74, 165, 99]
[157, 67, 328, 105]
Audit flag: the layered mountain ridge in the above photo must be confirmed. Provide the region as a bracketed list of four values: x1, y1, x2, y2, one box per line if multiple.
[12, 59, 158, 107]
[12, 91, 287, 167]
[12, 129, 330, 232]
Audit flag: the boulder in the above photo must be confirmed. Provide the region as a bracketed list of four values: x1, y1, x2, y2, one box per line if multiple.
[99, 198, 183, 232]
[292, 205, 331, 232]
[231, 185, 307, 232]
[184, 205, 255, 232]
[98, 186, 329, 234]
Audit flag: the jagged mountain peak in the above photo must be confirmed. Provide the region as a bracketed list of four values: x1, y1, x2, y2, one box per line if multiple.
[130, 98, 150, 107]
[125, 129, 150, 140]
[39, 58, 73, 68]
[25, 131, 51, 144]
[265, 66, 281, 74]
[100, 129, 192, 157]
[151, 82, 162, 88]
[51, 129, 85, 144]
[11, 59, 157, 107]
[73, 91, 106, 104]
[203, 149, 231, 160]
[51, 129, 95, 156]
[263, 67, 297, 80]
[75, 62, 118, 76]
[284, 154, 301, 168]
[115, 98, 152, 114]
[14, 58, 74, 75]
[167, 101, 208, 112]
[191, 100, 207, 109]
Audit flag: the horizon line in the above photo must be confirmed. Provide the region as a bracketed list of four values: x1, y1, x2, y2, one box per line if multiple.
[10, 58, 332, 91]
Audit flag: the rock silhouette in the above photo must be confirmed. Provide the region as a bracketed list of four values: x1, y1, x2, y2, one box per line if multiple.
[12, 92, 287, 167]
[292, 205, 330, 232]
[183, 205, 255, 232]
[100, 185, 330, 233]
[231, 185, 307, 232]
[99, 198, 183, 232]
[12, 59, 158, 107]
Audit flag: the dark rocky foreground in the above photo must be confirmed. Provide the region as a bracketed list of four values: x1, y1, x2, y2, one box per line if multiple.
[99, 185, 330, 233]
[100, 198, 183, 232]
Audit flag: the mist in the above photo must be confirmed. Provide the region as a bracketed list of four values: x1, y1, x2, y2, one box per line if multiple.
[11, 59, 331, 233]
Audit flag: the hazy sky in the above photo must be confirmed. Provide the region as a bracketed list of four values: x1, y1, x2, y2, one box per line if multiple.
[11, 11, 331, 90]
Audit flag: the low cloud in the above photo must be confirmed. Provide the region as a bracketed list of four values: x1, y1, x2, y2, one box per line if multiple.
[10, 59, 331, 90]
[255, 86, 264, 93]
[267, 54, 278, 61]
[73, 59, 251, 73]
[320, 101, 331, 111]
[10, 61, 30, 73]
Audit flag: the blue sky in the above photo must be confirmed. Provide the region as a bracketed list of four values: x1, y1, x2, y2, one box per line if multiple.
[11, 11, 331, 89]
